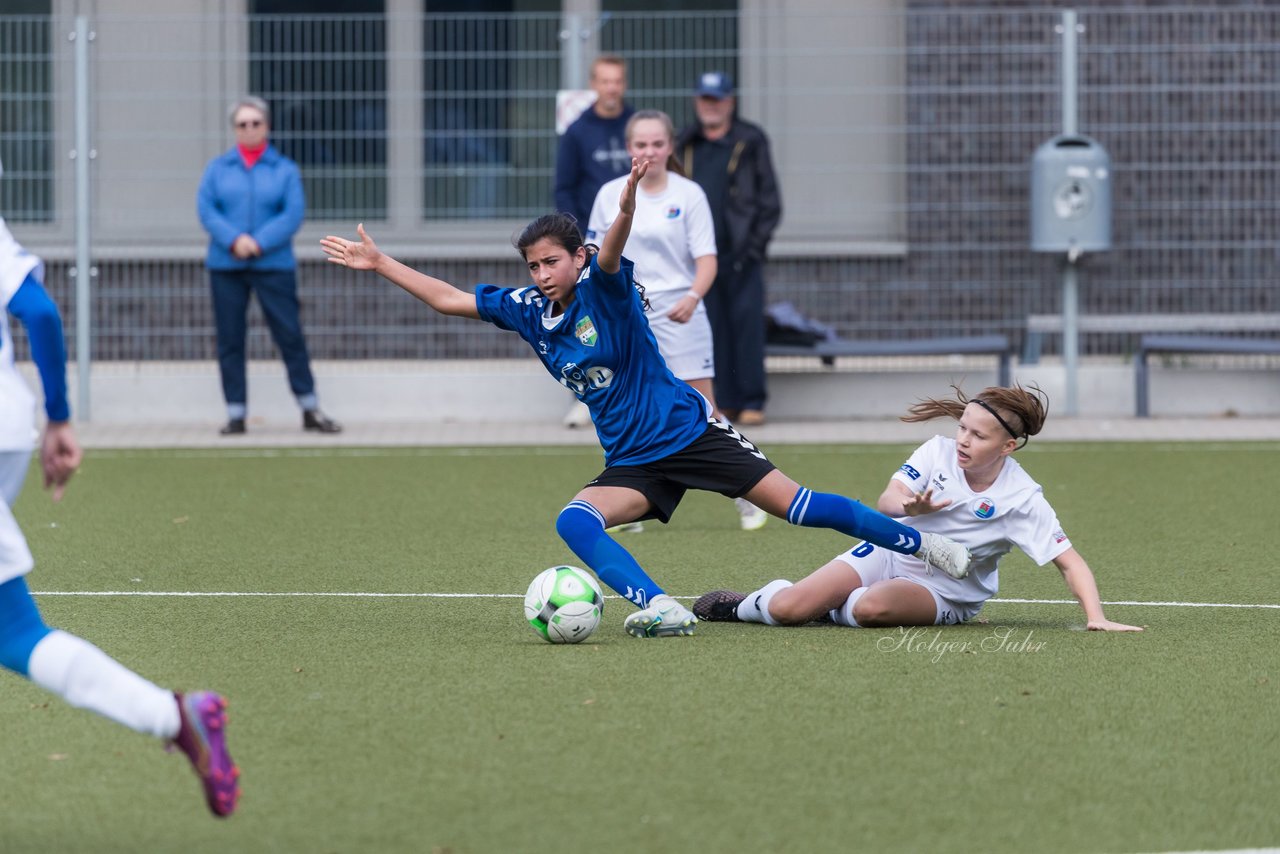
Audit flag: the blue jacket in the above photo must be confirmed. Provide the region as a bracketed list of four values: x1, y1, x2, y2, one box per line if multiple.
[197, 145, 304, 271]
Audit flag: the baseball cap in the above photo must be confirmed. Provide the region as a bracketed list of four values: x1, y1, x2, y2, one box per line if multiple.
[695, 71, 733, 99]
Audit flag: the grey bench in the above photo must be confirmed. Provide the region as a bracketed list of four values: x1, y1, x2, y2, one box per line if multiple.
[766, 334, 1012, 386]
[1023, 312, 1280, 363]
[1135, 334, 1280, 417]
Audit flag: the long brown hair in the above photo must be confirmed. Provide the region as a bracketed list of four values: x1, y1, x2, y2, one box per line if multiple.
[902, 384, 1049, 448]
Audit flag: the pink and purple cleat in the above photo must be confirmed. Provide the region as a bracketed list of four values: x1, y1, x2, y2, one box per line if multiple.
[170, 691, 241, 817]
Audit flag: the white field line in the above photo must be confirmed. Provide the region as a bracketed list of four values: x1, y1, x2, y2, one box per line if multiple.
[86, 442, 1280, 461]
[27, 591, 1280, 609]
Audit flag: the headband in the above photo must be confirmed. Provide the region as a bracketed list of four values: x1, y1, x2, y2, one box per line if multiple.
[974, 398, 1028, 447]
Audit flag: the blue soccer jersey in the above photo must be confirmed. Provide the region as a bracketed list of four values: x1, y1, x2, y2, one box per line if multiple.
[475, 255, 709, 467]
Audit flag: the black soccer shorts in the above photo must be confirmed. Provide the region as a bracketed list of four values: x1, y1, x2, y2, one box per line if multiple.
[584, 418, 777, 523]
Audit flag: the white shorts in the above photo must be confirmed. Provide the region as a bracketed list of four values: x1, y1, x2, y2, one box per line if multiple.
[643, 290, 715, 381]
[835, 542, 984, 626]
[0, 451, 35, 585]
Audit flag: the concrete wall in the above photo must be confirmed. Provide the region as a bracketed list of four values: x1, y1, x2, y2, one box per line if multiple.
[32, 358, 1280, 425]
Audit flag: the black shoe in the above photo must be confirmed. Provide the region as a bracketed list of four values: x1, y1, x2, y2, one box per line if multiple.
[692, 590, 746, 622]
[303, 410, 342, 434]
[219, 418, 246, 436]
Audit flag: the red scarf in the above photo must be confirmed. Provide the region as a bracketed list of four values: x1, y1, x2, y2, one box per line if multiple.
[238, 141, 268, 169]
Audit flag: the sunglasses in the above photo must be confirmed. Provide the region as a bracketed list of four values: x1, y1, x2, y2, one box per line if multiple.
[235, 119, 264, 129]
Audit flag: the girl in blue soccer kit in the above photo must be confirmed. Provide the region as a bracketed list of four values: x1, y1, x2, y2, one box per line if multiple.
[321, 159, 971, 638]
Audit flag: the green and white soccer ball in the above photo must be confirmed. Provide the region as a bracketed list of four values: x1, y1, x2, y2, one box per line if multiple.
[524, 565, 604, 644]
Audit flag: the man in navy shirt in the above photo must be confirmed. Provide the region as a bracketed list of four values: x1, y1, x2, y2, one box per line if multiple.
[554, 54, 635, 234]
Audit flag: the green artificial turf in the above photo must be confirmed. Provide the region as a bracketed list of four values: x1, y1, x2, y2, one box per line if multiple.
[3, 442, 1278, 853]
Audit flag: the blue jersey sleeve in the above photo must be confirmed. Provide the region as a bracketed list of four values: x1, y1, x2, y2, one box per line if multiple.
[474, 283, 547, 334]
[6, 275, 70, 422]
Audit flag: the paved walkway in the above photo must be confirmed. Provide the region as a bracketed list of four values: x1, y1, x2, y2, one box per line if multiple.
[74, 415, 1280, 449]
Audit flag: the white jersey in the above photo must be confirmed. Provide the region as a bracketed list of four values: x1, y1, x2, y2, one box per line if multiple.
[586, 172, 717, 297]
[587, 173, 718, 378]
[0, 216, 40, 452]
[887, 435, 1072, 605]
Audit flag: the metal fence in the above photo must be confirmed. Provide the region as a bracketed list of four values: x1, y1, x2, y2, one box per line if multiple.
[2, 3, 1277, 367]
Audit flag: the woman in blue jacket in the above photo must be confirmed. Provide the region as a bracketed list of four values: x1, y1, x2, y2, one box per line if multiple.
[197, 96, 339, 436]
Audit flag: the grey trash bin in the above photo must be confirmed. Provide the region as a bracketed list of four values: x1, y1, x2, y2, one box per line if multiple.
[1030, 134, 1112, 253]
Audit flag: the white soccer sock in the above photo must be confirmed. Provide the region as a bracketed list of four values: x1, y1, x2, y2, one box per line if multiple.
[736, 579, 793, 626]
[27, 631, 181, 739]
[829, 587, 867, 627]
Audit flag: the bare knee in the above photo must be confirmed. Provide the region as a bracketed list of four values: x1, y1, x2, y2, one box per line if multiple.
[768, 587, 823, 625]
[852, 590, 898, 628]
[852, 586, 935, 628]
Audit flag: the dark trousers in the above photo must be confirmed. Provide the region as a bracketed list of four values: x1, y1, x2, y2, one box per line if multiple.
[704, 259, 767, 412]
[210, 269, 315, 407]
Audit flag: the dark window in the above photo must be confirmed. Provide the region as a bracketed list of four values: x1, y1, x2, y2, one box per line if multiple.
[0, 0, 54, 223]
[422, 0, 559, 220]
[600, 0, 738, 132]
[249, 0, 388, 220]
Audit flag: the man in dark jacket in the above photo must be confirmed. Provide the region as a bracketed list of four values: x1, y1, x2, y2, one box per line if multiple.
[676, 71, 782, 426]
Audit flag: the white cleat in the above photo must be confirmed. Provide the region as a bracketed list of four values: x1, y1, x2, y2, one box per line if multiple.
[624, 595, 698, 638]
[914, 532, 972, 579]
[606, 521, 645, 534]
[563, 400, 592, 429]
[734, 497, 768, 532]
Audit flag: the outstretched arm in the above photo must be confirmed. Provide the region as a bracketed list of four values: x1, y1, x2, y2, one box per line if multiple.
[1053, 548, 1144, 632]
[320, 224, 480, 319]
[596, 158, 648, 275]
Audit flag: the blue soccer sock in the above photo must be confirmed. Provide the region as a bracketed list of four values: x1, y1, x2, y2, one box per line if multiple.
[786, 488, 921, 555]
[0, 576, 53, 676]
[556, 501, 665, 608]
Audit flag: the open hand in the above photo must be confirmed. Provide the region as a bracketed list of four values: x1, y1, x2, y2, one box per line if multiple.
[616, 157, 649, 217]
[903, 487, 951, 517]
[320, 223, 382, 271]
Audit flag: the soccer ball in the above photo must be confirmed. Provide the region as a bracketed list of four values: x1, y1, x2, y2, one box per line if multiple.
[524, 565, 604, 644]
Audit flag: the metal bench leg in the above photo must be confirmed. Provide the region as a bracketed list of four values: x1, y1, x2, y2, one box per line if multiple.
[998, 351, 1011, 387]
[1135, 350, 1149, 417]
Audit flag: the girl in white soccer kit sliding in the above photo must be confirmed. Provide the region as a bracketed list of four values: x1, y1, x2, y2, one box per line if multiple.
[0, 206, 240, 816]
[588, 109, 767, 531]
[695, 385, 1144, 632]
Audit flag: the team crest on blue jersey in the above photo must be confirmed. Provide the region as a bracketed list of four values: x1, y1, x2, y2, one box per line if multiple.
[974, 498, 996, 519]
[575, 316, 598, 347]
[666, 206, 681, 219]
